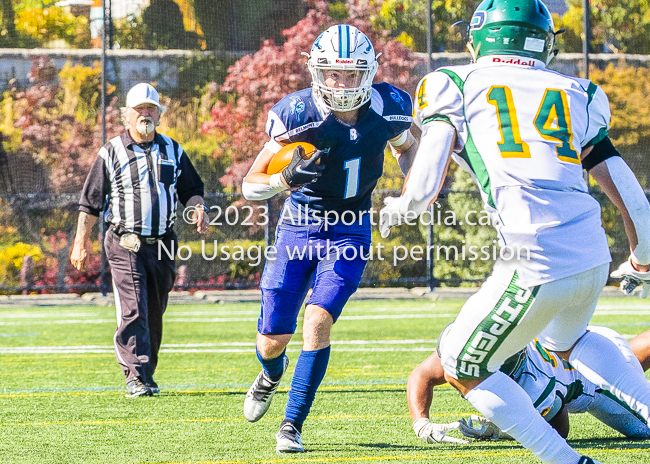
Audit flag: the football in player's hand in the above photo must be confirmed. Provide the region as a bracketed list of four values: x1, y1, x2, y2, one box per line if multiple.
[267, 142, 318, 174]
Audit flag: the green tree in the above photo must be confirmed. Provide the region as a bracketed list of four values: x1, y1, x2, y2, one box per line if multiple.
[142, 0, 200, 49]
[0, 0, 40, 47]
[556, 0, 650, 54]
[16, 6, 90, 48]
[0, 0, 16, 39]
[113, 13, 146, 49]
[590, 64, 650, 186]
[193, 0, 306, 51]
[373, 0, 480, 52]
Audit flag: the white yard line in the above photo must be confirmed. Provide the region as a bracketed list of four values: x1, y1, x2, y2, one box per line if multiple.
[595, 304, 650, 310]
[0, 313, 459, 325]
[0, 305, 648, 327]
[0, 306, 446, 321]
[0, 338, 437, 354]
[0, 312, 107, 319]
[0, 319, 116, 326]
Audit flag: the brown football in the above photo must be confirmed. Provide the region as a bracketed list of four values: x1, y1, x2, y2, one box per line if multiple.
[267, 142, 317, 174]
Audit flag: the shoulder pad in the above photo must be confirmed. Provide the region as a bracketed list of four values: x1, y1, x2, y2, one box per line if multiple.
[271, 89, 320, 130]
[371, 83, 412, 117]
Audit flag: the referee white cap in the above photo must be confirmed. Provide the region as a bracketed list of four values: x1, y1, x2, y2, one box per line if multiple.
[126, 83, 162, 109]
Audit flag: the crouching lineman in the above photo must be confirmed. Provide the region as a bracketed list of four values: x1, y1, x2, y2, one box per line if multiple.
[408, 325, 650, 445]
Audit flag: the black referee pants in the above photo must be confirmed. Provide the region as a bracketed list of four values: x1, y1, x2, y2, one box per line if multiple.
[105, 228, 176, 385]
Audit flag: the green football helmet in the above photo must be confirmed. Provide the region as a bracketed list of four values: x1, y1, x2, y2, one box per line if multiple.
[468, 0, 557, 64]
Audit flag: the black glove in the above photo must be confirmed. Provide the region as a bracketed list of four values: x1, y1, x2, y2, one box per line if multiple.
[281, 145, 326, 187]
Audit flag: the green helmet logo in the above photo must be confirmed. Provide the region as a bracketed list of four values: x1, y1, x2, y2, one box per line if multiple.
[468, 0, 556, 64]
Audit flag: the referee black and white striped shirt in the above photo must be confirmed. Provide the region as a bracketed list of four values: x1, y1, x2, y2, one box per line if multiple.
[79, 130, 204, 237]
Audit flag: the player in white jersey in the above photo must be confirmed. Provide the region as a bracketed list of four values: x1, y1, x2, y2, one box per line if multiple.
[380, 1, 650, 463]
[407, 325, 650, 445]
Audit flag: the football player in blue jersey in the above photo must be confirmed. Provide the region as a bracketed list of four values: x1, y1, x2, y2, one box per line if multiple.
[241, 24, 418, 453]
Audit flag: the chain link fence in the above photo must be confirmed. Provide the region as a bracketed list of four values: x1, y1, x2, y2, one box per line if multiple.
[1, 1, 650, 294]
[0, 189, 481, 293]
[0, 186, 639, 294]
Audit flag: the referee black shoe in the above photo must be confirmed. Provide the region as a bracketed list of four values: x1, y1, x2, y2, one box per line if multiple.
[126, 378, 153, 398]
[244, 355, 289, 422]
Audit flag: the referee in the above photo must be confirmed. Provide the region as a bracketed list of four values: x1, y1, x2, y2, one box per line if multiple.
[70, 83, 209, 398]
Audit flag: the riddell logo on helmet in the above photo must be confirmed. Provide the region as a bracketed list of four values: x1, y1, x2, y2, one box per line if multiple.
[336, 59, 354, 64]
[492, 57, 535, 66]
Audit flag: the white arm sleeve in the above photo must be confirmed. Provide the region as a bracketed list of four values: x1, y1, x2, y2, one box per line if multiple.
[399, 121, 455, 216]
[242, 174, 286, 201]
[606, 156, 650, 265]
[242, 140, 287, 201]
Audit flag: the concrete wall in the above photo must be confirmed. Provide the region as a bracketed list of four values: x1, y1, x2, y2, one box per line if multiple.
[414, 52, 650, 78]
[0, 48, 648, 97]
[0, 49, 250, 96]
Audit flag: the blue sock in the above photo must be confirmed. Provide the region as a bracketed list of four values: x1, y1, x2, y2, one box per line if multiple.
[256, 347, 286, 381]
[284, 346, 331, 427]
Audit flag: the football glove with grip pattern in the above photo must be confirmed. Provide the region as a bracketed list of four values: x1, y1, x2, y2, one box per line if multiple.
[412, 418, 469, 444]
[610, 259, 650, 298]
[281, 145, 326, 187]
[458, 415, 514, 441]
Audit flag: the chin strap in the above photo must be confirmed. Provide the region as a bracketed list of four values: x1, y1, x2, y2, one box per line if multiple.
[546, 29, 565, 65]
[466, 42, 478, 63]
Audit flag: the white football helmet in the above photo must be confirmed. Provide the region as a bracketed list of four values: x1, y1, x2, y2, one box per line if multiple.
[307, 24, 378, 112]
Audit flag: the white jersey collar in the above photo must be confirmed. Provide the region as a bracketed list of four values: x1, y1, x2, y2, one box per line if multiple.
[477, 55, 546, 69]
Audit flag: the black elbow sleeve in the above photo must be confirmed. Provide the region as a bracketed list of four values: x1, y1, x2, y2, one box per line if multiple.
[582, 136, 621, 172]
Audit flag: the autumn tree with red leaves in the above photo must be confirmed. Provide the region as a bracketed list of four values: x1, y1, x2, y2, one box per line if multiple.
[8, 57, 123, 194]
[200, 0, 423, 191]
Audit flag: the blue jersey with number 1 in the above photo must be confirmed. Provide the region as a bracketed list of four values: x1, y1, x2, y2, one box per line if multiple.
[266, 83, 413, 213]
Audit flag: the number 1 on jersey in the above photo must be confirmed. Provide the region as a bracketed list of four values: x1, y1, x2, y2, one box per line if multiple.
[487, 86, 531, 158]
[343, 158, 361, 199]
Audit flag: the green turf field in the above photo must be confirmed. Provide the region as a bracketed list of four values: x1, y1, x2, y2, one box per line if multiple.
[0, 297, 649, 463]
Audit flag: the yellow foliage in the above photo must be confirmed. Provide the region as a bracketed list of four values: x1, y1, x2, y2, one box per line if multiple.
[395, 31, 415, 51]
[589, 64, 650, 148]
[16, 7, 90, 48]
[0, 91, 21, 151]
[0, 243, 43, 285]
[0, 226, 17, 235]
[59, 62, 102, 122]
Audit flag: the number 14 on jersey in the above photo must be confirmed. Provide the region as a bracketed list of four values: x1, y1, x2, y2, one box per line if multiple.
[487, 85, 580, 164]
